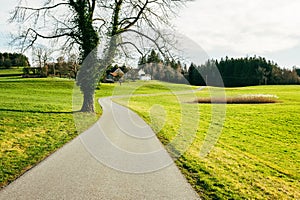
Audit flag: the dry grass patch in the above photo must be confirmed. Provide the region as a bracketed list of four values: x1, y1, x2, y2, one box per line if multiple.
[194, 94, 279, 104]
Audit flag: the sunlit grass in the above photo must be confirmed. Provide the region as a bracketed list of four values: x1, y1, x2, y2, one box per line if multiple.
[1, 76, 299, 199]
[0, 76, 115, 187]
[114, 82, 300, 199]
[0, 67, 23, 75]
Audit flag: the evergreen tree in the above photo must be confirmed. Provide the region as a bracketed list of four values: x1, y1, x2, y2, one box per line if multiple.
[295, 68, 300, 77]
[187, 63, 202, 86]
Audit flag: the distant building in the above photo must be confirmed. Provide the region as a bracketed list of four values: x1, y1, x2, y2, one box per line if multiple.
[110, 67, 124, 77]
[138, 69, 151, 80]
[125, 68, 151, 81]
[103, 67, 125, 83]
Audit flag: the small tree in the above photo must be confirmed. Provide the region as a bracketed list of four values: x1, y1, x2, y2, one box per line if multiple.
[33, 46, 51, 68]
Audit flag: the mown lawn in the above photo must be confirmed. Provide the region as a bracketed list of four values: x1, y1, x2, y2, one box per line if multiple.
[0, 77, 114, 187]
[114, 82, 300, 199]
[0, 67, 23, 75]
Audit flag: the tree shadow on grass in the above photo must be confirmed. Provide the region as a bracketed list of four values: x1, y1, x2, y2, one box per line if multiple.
[0, 108, 79, 114]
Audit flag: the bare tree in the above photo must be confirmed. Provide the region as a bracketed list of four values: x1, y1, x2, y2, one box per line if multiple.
[11, 0, 186, 112]
[68, 53, 80, 79]
[32, 46, 51, 68]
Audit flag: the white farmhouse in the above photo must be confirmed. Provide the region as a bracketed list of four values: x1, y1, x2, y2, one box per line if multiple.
[138, 69, 151, 80]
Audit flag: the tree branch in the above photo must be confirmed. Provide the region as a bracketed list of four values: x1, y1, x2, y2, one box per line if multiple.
[15, 2, 69, 12]
[117, 41, 144, 56]
[121, 0, 149, 30]
[28, 28, 74, 39]
[123, 29, 169, 58]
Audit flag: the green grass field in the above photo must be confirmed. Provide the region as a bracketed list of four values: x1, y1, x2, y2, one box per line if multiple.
[1, 76, 299, 199]
[113, 82, 300, 199]
[0, 76, 114, 187]
[0, 67, 23, 76]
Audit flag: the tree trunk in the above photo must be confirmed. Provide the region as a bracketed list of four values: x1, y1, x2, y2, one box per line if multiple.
[80, 90, 95, 112]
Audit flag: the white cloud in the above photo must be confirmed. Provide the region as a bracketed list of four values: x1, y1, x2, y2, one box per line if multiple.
[174, 0, 300, 54]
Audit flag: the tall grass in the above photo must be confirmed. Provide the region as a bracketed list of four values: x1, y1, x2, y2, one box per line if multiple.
[195, 94, 279, 104]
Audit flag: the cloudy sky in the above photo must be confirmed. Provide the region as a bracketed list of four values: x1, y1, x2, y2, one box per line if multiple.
[1, 0, 299, 68]
[173, 0, 300, 68]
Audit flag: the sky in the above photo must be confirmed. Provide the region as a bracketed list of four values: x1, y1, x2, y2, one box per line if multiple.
[173, 0, 300, 68]
[0, 0, 299, 69]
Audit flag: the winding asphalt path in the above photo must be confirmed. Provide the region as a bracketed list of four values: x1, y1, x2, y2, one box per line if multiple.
[0, 97, 200, 199]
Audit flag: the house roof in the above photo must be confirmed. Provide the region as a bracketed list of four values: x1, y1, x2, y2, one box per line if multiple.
[110, 68, 124, 77]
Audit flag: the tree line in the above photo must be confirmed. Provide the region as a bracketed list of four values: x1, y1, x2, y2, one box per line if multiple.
[22, 48, 300, 87]
[23, 54, 130, 81]
[188, 56, 300, 86]
[0, 52, 30, 68]
[23, 56, 79, 79]
[139, 51, 300, 86]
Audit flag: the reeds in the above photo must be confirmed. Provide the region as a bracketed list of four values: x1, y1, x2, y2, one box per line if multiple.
[195, 94, 279, 104]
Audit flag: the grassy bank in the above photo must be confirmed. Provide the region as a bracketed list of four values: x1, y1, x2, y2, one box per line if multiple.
[0, 77, 114, 187]
[114, 82, 300, 199]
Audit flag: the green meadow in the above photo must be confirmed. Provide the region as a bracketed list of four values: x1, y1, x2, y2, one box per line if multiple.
[113, 82, 300, 199]
[0, 67, 23, 76]
[0, 76, 299, 199]
[0, 76, 114, 187]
